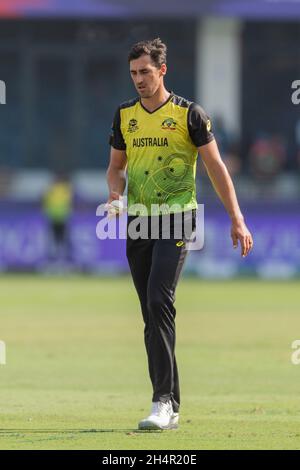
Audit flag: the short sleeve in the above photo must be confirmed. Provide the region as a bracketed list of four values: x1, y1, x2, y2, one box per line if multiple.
[109, 107, 126, 150]
[187, 103, 214, 148]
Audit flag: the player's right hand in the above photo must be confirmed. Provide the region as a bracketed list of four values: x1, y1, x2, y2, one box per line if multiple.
[106, 190, 120, 205]
[105, 191, 124, 218]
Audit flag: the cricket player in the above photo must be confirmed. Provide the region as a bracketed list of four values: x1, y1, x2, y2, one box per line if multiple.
[106, 38, 253, 430]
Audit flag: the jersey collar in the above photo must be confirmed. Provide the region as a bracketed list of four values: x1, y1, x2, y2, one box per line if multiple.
[139, 90, 174, 114]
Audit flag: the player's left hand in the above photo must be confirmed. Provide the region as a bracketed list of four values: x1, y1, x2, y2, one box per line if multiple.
[231, 217, 253, 257]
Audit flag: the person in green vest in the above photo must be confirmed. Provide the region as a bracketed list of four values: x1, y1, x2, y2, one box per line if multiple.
[43, 174, 73, 263]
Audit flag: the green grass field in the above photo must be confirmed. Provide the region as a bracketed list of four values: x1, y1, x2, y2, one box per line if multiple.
[0, 275, 300, 450]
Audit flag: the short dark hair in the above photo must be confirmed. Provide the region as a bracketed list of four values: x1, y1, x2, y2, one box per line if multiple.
[128, 38, 167, 68]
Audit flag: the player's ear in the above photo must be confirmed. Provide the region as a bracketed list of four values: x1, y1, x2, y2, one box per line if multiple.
[160, 63, 167, 76]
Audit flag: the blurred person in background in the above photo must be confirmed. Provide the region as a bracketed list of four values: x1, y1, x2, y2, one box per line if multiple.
[248, 133, 286, 181]
[212, 115, 230, 156]
[213, 116, 242, 177]
[106, 38, 253, 431]
[42, 173, 73, 268]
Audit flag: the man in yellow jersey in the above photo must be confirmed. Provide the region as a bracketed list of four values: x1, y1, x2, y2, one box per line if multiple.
[106, 38, 253, 430]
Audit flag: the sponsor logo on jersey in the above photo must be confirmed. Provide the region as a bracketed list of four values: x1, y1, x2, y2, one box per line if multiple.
[133, 137, 169, 147]
[206, 119, 211, 132]
[128, 119, 139, 133]
[161, 117, 177, 130]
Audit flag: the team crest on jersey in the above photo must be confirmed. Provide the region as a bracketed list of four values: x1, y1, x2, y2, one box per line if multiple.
[161, 117, 177, 131]
[128, 119, 139, 133]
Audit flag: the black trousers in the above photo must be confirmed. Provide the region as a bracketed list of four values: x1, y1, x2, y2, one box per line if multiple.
[126, 210, 196, 413]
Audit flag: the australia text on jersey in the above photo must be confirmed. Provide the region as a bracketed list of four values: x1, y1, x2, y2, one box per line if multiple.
[133, 137, 168, 147]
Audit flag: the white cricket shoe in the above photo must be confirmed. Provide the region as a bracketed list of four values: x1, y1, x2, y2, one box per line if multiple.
[138, 400, 179, 430]
[170, 411, 179, 429]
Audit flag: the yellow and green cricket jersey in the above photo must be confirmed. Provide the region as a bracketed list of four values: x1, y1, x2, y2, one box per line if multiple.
[109, 92, 214, 216]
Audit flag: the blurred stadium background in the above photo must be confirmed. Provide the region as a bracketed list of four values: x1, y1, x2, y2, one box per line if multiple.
[1, 0, 300, 451]
[0, 0, 299, 278]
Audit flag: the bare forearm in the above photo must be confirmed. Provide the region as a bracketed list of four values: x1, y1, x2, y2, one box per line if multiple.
[204, 160, 243, 221]
[199, 140, 253, 256]
[106, 167, 126, 196]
